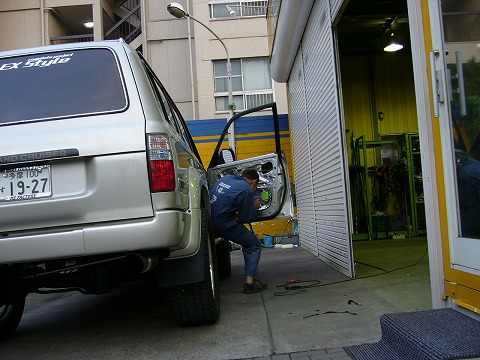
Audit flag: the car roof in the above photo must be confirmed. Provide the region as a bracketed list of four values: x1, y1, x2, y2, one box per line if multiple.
[0, 39, 131, 58]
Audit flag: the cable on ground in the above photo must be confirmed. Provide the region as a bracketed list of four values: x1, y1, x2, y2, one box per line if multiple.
[274, 246, 428, 296]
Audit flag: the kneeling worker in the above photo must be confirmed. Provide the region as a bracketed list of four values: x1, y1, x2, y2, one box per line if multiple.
[209, 168, 268, 294]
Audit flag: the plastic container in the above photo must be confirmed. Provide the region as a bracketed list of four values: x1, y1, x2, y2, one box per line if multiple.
[274, 243, 297, 249]
[263, 235, 274, 247]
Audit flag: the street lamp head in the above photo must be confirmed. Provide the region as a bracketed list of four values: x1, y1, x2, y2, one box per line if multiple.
[167, 3, 188, 19]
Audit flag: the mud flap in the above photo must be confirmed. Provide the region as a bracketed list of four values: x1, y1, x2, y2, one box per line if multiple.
[154, 245, 205, 287]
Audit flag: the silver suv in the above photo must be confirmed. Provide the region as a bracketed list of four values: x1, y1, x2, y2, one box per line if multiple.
[0, 40, 292, 339]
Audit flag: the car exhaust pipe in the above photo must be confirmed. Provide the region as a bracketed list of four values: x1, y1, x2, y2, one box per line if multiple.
[124, 252, 159, 274]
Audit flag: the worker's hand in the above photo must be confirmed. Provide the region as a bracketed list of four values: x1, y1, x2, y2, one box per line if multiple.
[254, 198, 261, 209]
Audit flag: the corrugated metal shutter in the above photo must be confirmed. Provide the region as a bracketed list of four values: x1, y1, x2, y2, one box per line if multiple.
[289, 48, 318, 256]
[329, 0, 347, 22]
[288, 0, 353, 277]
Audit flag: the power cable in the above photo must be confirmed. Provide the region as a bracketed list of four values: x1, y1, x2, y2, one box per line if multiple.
[274, 279, 322, 296]
[274, 246, 428, 296]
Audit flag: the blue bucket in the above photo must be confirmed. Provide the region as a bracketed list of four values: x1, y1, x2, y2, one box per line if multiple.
[263, 235, 274, 247]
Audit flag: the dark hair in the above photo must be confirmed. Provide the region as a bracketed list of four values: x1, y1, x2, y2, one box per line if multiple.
[241, 168, 259, 181]
[455, 149, 468, 166]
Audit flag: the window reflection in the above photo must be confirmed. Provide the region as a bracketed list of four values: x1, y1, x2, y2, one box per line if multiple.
[443, 1, 480, 239]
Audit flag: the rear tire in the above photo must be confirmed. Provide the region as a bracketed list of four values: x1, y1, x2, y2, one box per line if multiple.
[0, 297, 25, 341]
[168, 209, 220, 326]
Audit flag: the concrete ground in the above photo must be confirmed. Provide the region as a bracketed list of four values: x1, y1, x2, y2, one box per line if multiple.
[0, 237, 431, 360]
[230, 236, 432, 359]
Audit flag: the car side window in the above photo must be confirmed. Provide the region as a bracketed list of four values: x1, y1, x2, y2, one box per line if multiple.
[166, 98, 191, 145]
[140, 61, 179, 131]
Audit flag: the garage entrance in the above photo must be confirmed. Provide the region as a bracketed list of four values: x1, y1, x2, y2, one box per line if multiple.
[336, 0, 428, 277]
[283, 0, 429, 279]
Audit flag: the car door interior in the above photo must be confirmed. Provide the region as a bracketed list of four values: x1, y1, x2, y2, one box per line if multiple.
[207, 103, 293, 220]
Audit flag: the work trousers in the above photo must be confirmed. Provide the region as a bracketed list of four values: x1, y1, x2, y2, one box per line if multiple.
[214, 223, 262, 277]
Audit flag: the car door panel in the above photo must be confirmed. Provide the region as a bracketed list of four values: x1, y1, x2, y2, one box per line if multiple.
[207, 103, 293, 221]
[207, 152, 292, 219]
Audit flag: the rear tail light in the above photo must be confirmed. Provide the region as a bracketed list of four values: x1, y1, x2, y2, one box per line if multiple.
[147, 134, 175, 192]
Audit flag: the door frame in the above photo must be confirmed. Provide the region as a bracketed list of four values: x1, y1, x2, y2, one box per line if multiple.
[407, 0, 445, 307]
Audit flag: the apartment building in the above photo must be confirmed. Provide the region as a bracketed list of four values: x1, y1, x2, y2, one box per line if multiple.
[0, 0, 288, 121]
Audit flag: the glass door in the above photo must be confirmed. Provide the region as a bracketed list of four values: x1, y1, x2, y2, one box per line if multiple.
[433, 0, 480, 274]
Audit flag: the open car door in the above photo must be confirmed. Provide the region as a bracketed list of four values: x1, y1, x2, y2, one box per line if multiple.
[207, 103, 293, 221]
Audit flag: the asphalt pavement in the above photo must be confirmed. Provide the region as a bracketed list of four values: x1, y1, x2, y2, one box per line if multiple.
[0, 237, 431, 360]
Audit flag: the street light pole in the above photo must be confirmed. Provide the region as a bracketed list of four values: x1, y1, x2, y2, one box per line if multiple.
[167, 2, 235, 152]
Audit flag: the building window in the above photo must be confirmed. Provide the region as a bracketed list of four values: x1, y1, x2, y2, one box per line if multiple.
[209, 0, 267, 19]
[213, 57, 273, 112]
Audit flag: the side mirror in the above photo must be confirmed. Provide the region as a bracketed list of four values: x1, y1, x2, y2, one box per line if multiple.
[218, 148, 235, 164]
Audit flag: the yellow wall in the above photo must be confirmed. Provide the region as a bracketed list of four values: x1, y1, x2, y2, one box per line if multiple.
[341, 54, 419, 168]
[373, 56, 419, 135]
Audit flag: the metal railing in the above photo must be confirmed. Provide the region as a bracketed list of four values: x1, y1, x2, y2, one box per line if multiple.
[209, 0, 268, 19]
[50, 34, 94, 45]
[50, 0, 141, 45]
[245, 92, 274, 109]
[104, 3, 141, 42]
[114, 0, 140, 17]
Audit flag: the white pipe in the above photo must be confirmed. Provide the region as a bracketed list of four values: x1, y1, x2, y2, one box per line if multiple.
[187, 13, 234, 150]
[270, 0, 314, 83]
[40, 0, 45, 46]
[141, 0, 148, 60]
[187, 0, 196, 119]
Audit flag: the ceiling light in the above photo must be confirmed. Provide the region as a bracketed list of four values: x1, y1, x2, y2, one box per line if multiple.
[384, 31, 403, 52]
[83, 21, 94, 29]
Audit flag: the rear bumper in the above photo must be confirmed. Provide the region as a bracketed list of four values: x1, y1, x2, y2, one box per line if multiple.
[0, 209, 201, 263]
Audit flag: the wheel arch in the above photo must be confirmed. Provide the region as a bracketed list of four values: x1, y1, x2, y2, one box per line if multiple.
[155, 191, 214, 288]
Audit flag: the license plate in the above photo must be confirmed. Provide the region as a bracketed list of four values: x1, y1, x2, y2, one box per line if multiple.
[0, 165, 52, 201]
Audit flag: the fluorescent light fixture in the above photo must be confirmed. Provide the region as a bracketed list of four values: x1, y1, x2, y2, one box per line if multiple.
[384, 32, 403, 52]
[83, 21, 94, 29]
[384, 43, 403, 52]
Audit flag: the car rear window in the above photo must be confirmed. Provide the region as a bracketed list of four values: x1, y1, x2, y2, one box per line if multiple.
[0, 48, 127, 124]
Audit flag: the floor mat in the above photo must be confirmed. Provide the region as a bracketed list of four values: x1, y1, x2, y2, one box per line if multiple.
[345, 308, 480, 360]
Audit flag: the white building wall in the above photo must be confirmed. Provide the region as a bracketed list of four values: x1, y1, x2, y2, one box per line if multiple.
[0, 1, 41, 51]
[0, 0, 287, 120]
[190, 1, 288, 119]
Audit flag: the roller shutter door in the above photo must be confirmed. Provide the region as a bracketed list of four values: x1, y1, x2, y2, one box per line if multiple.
[289, 0, 353, 277]
[290, 47, 318, 256]
[329, 0, 347, 22]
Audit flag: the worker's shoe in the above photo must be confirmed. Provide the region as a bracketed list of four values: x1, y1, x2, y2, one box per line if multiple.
[244, 279, 268, 294]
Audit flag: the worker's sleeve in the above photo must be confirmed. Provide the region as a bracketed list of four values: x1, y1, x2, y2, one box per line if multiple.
[236, 190, 258, 223]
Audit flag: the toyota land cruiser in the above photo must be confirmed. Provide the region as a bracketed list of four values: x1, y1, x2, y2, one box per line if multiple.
[0, 40, 292, 339]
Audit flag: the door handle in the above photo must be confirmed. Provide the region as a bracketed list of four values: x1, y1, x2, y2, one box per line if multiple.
[430, 50, 444, 117]
[455, 51, 467, 116]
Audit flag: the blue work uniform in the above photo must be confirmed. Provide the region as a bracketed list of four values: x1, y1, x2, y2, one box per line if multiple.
[209, 174, 261, 277]
[457, 157, 480, 238]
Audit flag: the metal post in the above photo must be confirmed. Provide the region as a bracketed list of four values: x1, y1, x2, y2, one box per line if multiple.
[186, 14, 235, 152]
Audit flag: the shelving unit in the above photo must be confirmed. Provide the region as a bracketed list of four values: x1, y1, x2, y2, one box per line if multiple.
[350, 133, 425, 240]
[401, 133, 426, 236]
